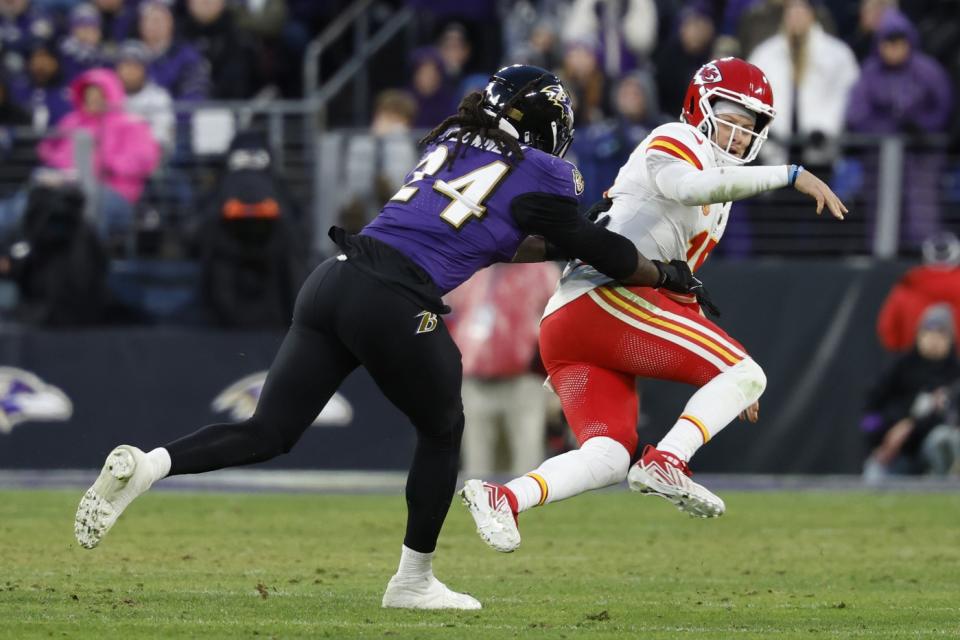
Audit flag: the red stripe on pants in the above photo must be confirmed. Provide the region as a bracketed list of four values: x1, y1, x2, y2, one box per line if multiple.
[539, 288, 748, 455]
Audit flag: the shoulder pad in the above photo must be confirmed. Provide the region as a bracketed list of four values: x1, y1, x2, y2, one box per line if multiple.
[645, 122, 710, 170]
[521, 147, 584, 200]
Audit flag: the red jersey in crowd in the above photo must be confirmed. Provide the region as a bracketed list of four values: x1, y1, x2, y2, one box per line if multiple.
[877, 265, 960, 352]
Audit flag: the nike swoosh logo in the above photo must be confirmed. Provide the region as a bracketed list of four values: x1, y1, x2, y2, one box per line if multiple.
[691, 133, 704, 145]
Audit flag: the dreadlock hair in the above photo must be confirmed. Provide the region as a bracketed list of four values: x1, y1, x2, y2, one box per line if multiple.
[419, 90, 526, 172]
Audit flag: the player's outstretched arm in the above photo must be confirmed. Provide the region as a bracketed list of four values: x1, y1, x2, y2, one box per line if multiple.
[511, 193, 658, 288]
[653, 159, 847, 219]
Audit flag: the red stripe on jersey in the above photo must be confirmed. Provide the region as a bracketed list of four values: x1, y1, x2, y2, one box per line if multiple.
[647, 136, 704, 170]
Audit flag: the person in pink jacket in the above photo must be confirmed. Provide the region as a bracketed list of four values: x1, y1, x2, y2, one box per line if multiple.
[37, 67, 160, 238]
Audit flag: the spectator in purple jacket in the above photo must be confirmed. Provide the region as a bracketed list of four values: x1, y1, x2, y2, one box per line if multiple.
[93, 0, 140, 48]
[9, 39, 71, 130]
[846, 8, 953, 249]
[58, 4, 109, 81]
[0, 0, 56, 77]
[409, 47, 456, 129]
[139, 0, 210, 101]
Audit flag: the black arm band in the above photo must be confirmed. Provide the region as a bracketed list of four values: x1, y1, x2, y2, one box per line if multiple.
[511, 192, 639, 280]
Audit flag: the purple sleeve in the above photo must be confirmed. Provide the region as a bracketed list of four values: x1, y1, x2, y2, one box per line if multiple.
[523, 151, 584, 201]
[177, 47, 211, 102]
[844, 76, 872, 133]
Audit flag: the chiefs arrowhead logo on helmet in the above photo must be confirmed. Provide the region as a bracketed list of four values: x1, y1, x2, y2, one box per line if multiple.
[695, 63, 723, 85]
[682, 57, 776, 166]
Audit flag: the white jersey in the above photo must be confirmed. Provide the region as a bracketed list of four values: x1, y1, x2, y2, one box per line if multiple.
[543, 121, 790, 318]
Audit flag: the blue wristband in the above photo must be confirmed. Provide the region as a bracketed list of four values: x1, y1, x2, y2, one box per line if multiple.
[788, 164, 805, 186]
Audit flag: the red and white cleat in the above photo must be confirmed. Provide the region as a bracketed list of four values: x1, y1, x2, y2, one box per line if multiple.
[459, 479, 521, 552]
[627, 445, 725, 518]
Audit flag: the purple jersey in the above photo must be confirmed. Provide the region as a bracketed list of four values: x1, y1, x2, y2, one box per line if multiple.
[362, 138, 583, 294]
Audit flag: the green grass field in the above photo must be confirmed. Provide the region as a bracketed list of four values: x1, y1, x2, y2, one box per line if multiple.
[1, 488, 959, 639]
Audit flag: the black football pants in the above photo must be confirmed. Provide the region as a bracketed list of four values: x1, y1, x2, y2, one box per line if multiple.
[163, 257, 465, 554]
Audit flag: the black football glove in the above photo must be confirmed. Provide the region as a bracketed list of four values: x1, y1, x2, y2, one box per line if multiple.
[584, 196, 613, 225]
[652, 259, 721, 317]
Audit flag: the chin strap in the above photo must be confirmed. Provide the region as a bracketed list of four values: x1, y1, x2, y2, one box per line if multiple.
[483, 106, 521, 141]
[497, 117, 520, 141]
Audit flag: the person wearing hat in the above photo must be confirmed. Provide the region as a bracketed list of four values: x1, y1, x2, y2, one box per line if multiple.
[846, 7, 953, 250]
[59, 3, 109, 81]
[877, 231, 960, 353]
[862, 303, 960, 480]
[114, 39, 173, 152]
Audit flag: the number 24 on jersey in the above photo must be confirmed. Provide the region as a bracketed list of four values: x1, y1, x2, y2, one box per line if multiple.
[390, 146, 510, 229]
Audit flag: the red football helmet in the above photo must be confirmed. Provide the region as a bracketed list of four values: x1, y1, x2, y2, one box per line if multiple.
[681, 57, 776, 165]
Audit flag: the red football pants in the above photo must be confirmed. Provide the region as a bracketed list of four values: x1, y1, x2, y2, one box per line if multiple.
[539, 285, 749, 456]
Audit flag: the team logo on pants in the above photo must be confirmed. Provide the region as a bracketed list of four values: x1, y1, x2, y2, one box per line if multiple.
[415, 311, 438, 334]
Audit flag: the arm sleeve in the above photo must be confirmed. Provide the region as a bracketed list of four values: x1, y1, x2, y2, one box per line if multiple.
[649, 153, 791, 206]
[510, 192, 639, 280]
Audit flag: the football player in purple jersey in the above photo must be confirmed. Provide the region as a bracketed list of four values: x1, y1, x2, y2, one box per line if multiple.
[74, 64, 702, 609]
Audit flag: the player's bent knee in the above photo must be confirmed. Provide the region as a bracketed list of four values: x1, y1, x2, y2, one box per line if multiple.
[580, 436, 631, 486]
[731, 358, 766, 404]
[413, 408, 465, 449]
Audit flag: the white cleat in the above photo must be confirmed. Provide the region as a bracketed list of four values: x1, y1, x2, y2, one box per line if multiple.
[459, 479, 521, 553]
[381, 573, 482, 610]
[627, 445, 725, 518]
[74, 445, 155, 549]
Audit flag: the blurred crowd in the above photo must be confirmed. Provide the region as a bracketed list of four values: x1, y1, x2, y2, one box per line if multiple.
[864, 232, 960, 480]
[0, 0, 335, 325]
[341, 0, 960, 252]
[1, 0, 960, 328]
[0, 0, 327, 115]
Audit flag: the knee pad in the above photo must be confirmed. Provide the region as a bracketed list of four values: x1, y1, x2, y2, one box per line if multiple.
[729, 358, 767, 405]
[579, 436, 631, 486]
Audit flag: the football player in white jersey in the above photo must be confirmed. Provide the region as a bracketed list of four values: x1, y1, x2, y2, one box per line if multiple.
[460, 57, 847, 553]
